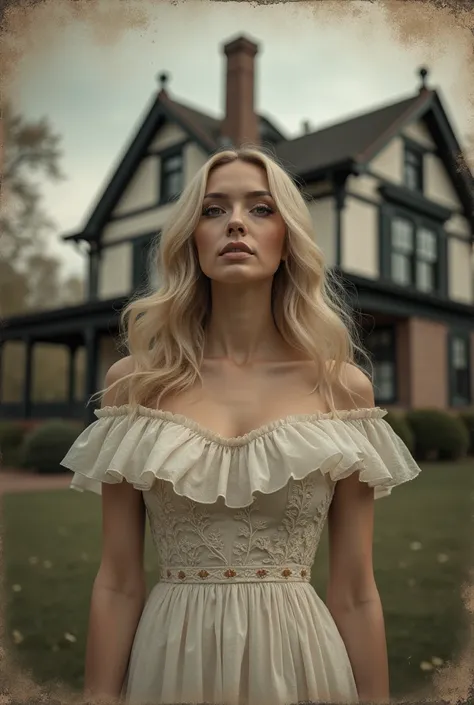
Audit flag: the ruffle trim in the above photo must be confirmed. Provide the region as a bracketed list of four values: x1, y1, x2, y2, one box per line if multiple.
[61, 405, 421, 507]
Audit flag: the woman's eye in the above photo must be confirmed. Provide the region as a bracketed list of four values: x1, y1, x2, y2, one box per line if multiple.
[202, 206, 224, 217]
[252, 204, 274, 216]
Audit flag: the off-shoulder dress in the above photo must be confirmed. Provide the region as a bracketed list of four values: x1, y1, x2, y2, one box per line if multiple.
[61, 405, 421, 705]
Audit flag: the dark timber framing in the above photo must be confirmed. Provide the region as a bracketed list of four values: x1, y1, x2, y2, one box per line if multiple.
[3, 75, 474, 424]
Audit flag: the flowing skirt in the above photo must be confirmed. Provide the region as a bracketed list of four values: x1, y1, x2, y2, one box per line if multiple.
[124, 580, 358, 705]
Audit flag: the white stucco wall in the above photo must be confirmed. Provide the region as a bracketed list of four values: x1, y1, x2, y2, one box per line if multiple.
[341, 197, 379, 278]
[448, 236, 473, 304]
[401, 121, 436, 150]
[370, 137, 403, 184]
[99, 242, 132, 299]
[307, 197, 337, 267]
[424, 153, 464, 211]
[112, 156, 158, 217]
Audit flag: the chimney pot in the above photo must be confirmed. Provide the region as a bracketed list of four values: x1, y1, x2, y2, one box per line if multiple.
[221, 35, 260, 148]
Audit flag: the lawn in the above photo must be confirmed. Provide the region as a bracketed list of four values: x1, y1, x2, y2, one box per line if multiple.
[2, 461, 474, 700]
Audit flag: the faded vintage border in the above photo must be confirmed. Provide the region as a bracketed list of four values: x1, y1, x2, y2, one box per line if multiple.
[0, 0, 473, 703]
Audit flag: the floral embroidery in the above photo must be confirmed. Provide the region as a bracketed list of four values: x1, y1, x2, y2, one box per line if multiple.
[147, 483, 228, 567]
[232, 475, 334, 569]
[145, 472, 335, 583]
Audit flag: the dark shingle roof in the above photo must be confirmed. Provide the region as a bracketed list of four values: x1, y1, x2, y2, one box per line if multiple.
[64, 86, 472, 244]
[163, 91, 430, 178]
[162, 93, 287, 152]
[161, 94, 221, 150]
[273, 94, 426, 176]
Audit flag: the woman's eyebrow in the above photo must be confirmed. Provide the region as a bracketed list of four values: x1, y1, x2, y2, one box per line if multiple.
[203, 190, 273, 200]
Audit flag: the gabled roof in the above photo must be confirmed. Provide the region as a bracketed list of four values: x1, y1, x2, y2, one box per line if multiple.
[64, 91, 286, 243]
[64, 91, 217, 242]
[273, 93, 426, 177]
[64, 83, 473, 244]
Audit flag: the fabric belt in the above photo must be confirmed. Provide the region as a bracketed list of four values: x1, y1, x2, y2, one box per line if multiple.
[160, 564, 312, 584]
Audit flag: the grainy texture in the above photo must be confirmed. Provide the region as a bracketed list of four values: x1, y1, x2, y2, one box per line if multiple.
[0, 0, 473, 704]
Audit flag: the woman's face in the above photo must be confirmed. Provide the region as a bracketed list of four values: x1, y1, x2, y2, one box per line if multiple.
[193, 160, 287, 284]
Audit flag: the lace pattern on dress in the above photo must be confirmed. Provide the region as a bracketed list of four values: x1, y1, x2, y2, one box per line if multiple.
[148, 473, 334, 584]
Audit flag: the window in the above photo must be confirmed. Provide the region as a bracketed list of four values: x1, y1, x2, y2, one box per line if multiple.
[160, 151, 183, 202]
[449, 333, 471, 406]
[364, 327, 397, 404]
[391, 217, 414, 287]
[416, 226, 438, 293]
[404, 145, 423, 192]
[132, 234, 160, 290]
[389, 215, 439, 294]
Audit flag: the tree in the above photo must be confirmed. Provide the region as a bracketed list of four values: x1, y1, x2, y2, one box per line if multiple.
[1, 103, 86, 404]
[2, 102, 65, 265]
[1, 101, 85, 315]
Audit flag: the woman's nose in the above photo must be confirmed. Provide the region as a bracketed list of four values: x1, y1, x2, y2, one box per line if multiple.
[227, 222, 246, 235]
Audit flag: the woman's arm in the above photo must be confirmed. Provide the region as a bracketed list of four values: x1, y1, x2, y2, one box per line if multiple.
[83, 357, 147, 701]
[326, 364, 389, 703]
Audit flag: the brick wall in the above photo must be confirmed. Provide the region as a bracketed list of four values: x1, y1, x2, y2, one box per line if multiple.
[408, 318, 448, 408]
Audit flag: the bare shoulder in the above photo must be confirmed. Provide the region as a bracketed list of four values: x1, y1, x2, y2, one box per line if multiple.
[102, 355, 136, 407]
[329, 361, 375, 411]
[104, 355, 135, 385]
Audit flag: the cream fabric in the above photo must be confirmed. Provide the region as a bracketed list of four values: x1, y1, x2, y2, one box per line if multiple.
[61, 406, 421, 705]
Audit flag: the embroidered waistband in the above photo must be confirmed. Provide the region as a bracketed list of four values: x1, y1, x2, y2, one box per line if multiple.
[160, 564, 312, 584]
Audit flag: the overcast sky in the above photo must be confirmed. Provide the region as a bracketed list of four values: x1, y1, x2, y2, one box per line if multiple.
[7, 0, 474, 280]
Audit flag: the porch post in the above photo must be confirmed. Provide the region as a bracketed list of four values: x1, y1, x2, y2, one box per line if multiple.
[333, 172, 348, 269]
[22, 335, 34, 419]
[67, 343, 78, 410]
[0, 342, 3, 404]
[84, 327, 99, 426]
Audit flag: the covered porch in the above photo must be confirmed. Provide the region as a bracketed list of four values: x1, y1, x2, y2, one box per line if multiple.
[2, 272, 473, 426]
[0, 296, 128, 427]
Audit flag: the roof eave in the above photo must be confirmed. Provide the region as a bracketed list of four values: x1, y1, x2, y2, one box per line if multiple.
[296, 158, 358, 183]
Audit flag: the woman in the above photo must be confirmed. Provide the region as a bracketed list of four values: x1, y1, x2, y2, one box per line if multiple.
[61, 147, 421, 705]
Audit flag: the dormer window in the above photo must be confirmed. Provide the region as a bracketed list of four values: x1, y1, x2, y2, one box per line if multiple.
[403, 144, 423, 192]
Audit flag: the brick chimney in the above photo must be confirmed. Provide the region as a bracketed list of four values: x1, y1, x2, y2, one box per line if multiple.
[221, 35, 260, 148]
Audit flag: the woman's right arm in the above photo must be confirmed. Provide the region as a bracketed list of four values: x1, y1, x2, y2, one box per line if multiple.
[83, 358, 147, 701]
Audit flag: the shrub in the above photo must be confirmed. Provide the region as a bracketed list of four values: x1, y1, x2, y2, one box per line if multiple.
[0, 422, 28, 468]
[384, 412, 415, 453]
[458, 409, 474, 455]
[405, 408, 469, 461]
[21, 420, 82, 475]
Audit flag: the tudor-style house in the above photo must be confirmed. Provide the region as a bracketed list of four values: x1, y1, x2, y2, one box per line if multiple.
[1, 35, 473, 427]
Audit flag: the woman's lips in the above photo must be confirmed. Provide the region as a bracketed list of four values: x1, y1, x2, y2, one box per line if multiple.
[219, 251, 254, 260]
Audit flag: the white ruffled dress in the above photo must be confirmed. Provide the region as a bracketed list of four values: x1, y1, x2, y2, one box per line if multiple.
[61, 405, 421, 705]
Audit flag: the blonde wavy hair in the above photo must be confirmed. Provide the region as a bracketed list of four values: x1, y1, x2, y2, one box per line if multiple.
[93, 146, 371, 415]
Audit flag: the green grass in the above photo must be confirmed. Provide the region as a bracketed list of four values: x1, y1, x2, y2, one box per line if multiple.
[2, 461, 474, 699]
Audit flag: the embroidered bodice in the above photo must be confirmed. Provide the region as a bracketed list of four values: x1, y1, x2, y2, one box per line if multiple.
[61, 406, 421, 586]
[146, 472, 333, 583]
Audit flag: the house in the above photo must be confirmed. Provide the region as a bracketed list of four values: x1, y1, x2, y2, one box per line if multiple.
[1, 34, 473, 427]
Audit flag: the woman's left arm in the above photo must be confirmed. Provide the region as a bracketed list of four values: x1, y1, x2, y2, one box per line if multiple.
[326, 364, 389, 703]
